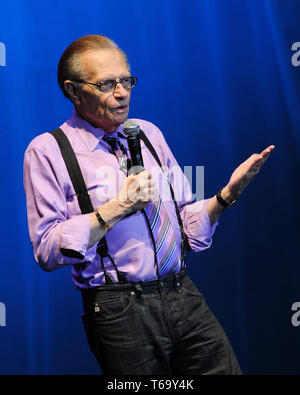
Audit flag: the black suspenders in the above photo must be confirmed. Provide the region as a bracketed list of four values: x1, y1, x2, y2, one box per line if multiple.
[50, 127, 190, 284]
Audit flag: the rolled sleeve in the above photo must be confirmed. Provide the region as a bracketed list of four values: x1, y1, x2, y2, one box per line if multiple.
[24, 143, 93, 271]
[181, 199, 218, 252]
[59, 213, 91, 261]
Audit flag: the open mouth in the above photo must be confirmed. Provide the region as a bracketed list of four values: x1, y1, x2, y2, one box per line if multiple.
[113, 105, 128, 113]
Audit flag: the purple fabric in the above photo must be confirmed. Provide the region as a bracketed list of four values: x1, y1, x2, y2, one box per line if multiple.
[144, 198, 180, 277]
[103, 134, 180, 277]
[23, 109, 218, 288]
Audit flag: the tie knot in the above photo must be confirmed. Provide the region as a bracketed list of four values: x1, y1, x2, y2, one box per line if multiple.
[102, 135, 120, 151]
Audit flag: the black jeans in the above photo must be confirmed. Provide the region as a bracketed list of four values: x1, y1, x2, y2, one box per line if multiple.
[81, 271, 242, 375]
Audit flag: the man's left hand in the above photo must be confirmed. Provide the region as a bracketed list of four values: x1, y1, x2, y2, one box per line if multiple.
[221, 145, 275, 202]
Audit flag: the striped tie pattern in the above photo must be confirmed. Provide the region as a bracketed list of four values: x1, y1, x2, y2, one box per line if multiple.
[144, 198, 180, 277]
[103, 134, 180, 277]
[102, 135, 128, 172]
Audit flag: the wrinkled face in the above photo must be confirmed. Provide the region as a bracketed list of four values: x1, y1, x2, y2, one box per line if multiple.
[66, 48, 132, 132]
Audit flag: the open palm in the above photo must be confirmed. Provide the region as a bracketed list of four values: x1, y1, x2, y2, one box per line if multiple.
[227, 145, 275, 198]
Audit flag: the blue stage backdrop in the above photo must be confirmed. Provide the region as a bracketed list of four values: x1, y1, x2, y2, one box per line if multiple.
[0, 0, 299, 374]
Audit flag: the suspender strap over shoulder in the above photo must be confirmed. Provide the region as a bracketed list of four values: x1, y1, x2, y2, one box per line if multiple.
[50, 128, 94, 214]
[50, 128, 127, 284]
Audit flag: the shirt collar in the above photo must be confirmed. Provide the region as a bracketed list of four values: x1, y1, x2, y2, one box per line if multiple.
[67, 108, 127, 152]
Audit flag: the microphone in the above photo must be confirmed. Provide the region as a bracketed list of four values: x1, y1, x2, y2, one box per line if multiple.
[123, 120, 144, 174]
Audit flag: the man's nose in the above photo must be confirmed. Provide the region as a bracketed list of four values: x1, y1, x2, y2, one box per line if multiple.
[113, 82, 130, 98]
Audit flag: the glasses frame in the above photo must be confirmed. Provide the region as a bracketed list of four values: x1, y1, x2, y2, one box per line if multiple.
[72, 76, 137, 93]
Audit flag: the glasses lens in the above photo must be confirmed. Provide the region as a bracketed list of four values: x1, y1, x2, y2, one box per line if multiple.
[100, 80, 115, 93]
[121, 77, 133, 90]
[99, 77, 137, 92]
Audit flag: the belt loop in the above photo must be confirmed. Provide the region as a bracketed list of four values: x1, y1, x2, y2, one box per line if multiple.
[174, 273, 182, 293]
[134, 284, 143, 298]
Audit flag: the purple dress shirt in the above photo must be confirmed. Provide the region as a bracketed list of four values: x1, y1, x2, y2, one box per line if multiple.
[23, 109, 218, 289]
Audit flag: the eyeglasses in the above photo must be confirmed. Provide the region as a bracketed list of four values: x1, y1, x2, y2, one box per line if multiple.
[72, 76, 137, 93]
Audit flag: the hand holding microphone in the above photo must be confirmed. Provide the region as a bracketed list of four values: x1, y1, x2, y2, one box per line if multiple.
[115, 120, 158, 214]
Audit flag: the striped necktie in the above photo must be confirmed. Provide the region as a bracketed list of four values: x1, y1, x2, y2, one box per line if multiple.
[103, 134, 181, 277]
[144, 198, 180, 277]
[102, 135, 128, 172]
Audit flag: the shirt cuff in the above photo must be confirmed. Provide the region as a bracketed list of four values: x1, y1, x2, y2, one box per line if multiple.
[59, 213, 91, 262]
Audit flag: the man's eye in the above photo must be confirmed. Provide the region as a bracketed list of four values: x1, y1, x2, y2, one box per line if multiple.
[101, 80, 114, 89]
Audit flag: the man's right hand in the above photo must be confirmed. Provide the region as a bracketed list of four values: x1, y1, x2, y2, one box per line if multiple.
[116, 170, 158, 214]
[88, 170, 158, 248]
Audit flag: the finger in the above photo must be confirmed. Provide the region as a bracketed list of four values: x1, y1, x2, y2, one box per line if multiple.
[139, 188, 153, 202]
[140, 181, 157, 199]
[249, 149, 273, 174]
[260, 145, 275, 157]
[140, 180, 159, 201]
[246, 153, 264, 168]
[259, 146, 275, 166]
[247, 145, 274, 165]
[131, 174, 149, 189]
[126, 173, 140, 186]
[139, 170, 152, 179]
[240, 154, 264, 179]
[135, 172, 152, 186]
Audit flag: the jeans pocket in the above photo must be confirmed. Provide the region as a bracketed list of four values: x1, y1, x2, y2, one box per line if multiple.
[93, 294, 135, 323]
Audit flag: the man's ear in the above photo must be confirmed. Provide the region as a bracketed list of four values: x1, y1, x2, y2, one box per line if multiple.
[64, 80, 80, 104]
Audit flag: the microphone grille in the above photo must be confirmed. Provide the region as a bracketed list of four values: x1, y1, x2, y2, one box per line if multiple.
[123, 120, 140, 136]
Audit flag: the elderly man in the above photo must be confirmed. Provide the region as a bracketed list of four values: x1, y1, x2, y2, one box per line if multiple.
[23, 35, 274, 375]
